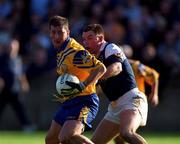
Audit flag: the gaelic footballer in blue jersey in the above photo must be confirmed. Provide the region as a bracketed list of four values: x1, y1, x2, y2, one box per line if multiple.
[45, 16, 106, 144]
[82, 24, 148, 144]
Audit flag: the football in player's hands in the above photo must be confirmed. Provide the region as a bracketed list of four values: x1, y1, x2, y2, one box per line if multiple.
[60, 81, 86, 96]
[56, 73, 80, 96]
[66, 81, 86, 92]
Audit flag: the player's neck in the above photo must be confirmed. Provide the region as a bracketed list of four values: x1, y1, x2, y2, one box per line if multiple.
[95, 41, 105, 57]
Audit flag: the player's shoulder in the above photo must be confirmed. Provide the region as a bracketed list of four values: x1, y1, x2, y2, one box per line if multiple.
[105, 43, 126, 59]
[69, 38, 84, 51]
[106, 43, 122, 51]
[63, 38, 86, 58]
[73, 49, 96, 68]
[74, 49, 90, 59]
[105, 43, 125, 55]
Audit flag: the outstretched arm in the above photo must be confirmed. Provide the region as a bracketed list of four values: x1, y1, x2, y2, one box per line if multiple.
[148, 71, 159, 107]
[100, 62, 122, 80]
[144, 66, 159, 107]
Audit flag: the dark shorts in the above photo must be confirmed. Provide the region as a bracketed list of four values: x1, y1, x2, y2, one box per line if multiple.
[54, 93, 99, 130]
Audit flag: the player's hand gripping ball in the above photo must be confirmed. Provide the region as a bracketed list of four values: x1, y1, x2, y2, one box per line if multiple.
[56, 73, 81, 97]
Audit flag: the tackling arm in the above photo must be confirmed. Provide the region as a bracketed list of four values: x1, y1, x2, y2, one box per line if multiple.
[63, 50, 106, 96]
[83, 63, 106, 86]
[100, 62, 122, 80]
[144, 66, 159, 107]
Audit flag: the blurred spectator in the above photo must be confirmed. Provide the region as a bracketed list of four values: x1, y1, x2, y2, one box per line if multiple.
[157, 30, 180, 72]
[122, 44, 134, 58]
[26, 35, 49, 79]
[36, 23, 51, 50]
[140, 43, 168, 99]
[124, 0, 142, 27]
[104, 20, 126, 44]
[0, 0, 12, 19]
[122, 44, 166, 100]
[89, 2, 104, 23]
[69, 6, 87, 42]
[159, 0, 175, 29]
[148, 12, 167, 46]
[155, 30, 180, 92]
[0, 0, 179, 124]
[48, 0, 72, 17]
[30, 0, 50, 18]
[0, 39, 35, 132]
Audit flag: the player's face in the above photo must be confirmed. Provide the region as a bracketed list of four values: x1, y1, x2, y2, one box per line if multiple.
[82, 31, 102, 54]
[49, 25, 69, 48]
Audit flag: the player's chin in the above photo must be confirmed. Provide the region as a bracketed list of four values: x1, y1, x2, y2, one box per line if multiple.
[86, 47, 93, 53]
[54, 43, 61, 48]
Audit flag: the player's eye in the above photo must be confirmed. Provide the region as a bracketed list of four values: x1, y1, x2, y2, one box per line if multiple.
[51, 30, 56, 35]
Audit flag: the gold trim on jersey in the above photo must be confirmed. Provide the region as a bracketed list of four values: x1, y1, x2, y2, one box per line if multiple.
[57, 48, 76, 68]
[78, 106, 90, 124]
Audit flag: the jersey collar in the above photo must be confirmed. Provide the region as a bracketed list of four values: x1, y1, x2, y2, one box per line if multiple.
[99, 41, 107, 52]
[56, 37, 71, 53]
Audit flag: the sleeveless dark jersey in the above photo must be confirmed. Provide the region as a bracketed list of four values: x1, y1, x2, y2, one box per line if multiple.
[98, 43, 137, 101]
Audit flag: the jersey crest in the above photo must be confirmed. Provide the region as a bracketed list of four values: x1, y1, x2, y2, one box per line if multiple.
[73, 50, 95, 68]
[114, 51, 126, 62]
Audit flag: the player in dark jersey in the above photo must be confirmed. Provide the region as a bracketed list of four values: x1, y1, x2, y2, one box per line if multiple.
[114, 59, 159, 144]
[82, 24, 148, 144]
[45, 16, 106, 144]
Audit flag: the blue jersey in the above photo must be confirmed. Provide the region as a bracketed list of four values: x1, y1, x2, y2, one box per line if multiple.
[98, 43, 137, 101]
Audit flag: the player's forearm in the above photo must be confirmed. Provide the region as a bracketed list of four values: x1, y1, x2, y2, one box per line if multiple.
[84, 64, 106, 86]
[150, 80, 159, 98]
[149, 80, 159, 106]
[154, 79, 159, 96]
[101, 62, 122, 80]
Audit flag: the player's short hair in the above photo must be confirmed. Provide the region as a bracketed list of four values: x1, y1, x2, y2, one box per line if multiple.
[49, 15, 69, 30]
[83, 24, 104, 36]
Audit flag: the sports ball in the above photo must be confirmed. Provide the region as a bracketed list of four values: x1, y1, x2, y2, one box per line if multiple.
[56, 73, 80, 95]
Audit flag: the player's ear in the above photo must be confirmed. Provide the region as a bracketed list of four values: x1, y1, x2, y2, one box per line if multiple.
[98, 34, 104, 42]
[67, 29, 70, 36]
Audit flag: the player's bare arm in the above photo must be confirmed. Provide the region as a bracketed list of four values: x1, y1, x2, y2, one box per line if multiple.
[100, 62, 122, 80]
[84, 63, 106, 86]
[148, 70, 159, 107]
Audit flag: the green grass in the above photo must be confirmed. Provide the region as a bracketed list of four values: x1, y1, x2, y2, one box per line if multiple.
[0, 131, 45, 144]
[144, 132, 180, 144]
[0, 131, 180, 144]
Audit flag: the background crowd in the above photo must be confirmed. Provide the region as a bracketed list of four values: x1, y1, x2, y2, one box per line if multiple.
[0, 0, 180, 130]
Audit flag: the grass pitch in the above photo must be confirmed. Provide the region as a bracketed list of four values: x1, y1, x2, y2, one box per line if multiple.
[0, 131, 180, 144]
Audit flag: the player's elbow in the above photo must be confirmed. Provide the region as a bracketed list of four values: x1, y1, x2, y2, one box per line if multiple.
[112, 62, 122, 76]
[101, 64, 107, 75]
[116, 63, 122, 74]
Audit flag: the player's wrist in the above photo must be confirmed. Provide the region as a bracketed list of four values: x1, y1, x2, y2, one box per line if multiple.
[96, 79, 106, 85]
[79, 82, 86, 91]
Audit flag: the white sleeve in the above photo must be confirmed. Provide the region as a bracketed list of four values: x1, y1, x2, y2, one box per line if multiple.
[105, 44, 126, 61]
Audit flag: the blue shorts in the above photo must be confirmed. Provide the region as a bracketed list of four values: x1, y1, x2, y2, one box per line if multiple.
[54, 93, 99, 130]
